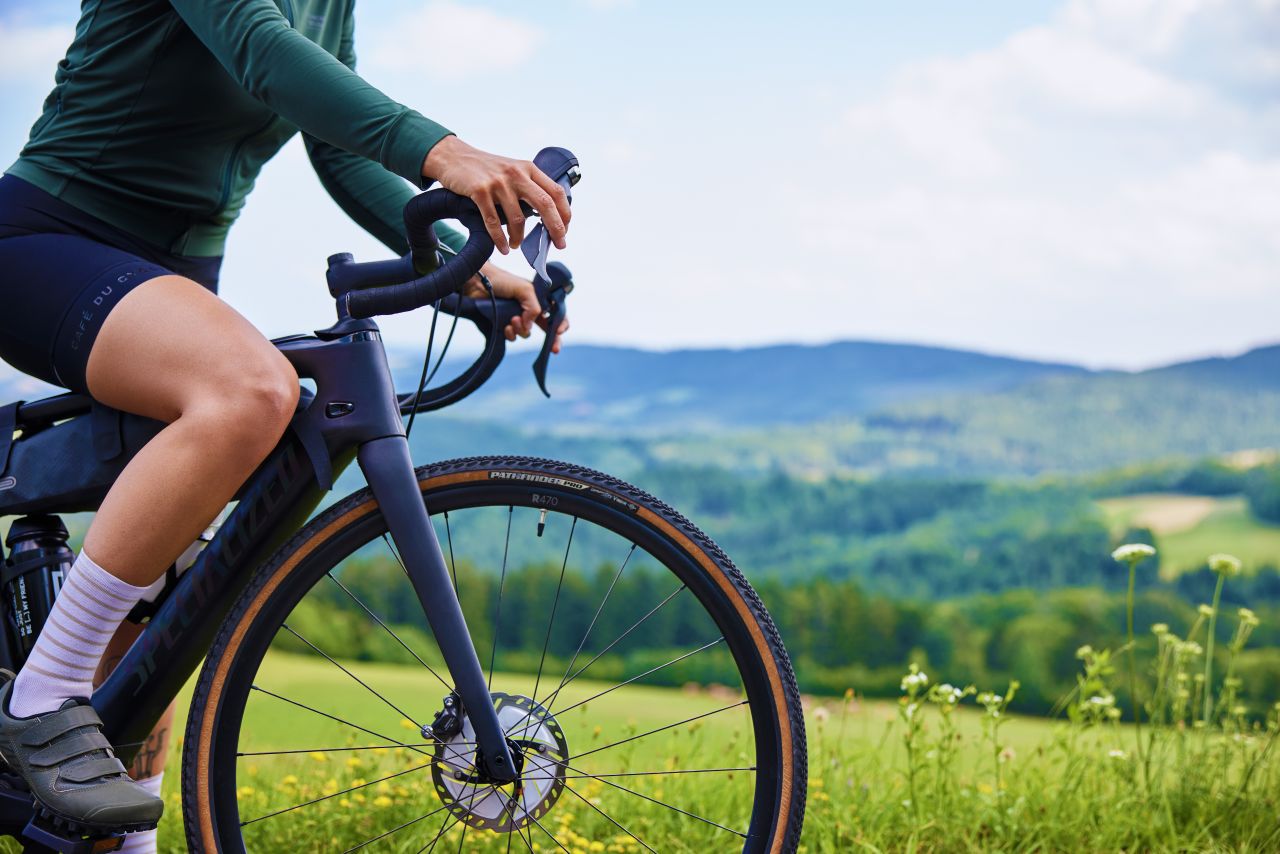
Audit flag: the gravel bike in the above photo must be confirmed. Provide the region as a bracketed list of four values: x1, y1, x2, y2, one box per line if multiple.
[0, 148, 807, 853]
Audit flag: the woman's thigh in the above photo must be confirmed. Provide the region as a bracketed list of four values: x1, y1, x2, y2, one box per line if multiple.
[0, 232, 186, 393]
[84, 274, 296, 424]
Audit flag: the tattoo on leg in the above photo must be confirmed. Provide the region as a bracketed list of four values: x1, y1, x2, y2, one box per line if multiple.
[130, 726, 168, 779]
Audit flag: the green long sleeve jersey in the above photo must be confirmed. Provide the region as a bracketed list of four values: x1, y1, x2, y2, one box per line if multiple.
[9, 0, 465, 258]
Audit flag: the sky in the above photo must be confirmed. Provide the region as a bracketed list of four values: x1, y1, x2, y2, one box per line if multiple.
[0, 0, 1277, 370]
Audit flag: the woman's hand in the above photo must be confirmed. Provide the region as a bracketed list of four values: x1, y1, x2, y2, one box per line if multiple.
[464, 264, 570, 355]
[423, 136, 571, 256]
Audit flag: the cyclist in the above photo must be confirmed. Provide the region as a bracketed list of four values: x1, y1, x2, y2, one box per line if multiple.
[0, 1, 569, 848]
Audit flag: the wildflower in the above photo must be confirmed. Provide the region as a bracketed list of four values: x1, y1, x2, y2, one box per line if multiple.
[1198, 604, 1214, 617]
[900, 666, 928, 692]
[1108, 749, 1127, 760]
[1181, 641, 1204, 657]
[308, 751, 328, 763]
[999, 747, 1016, 763]
[373, 795, 393, 808]
[1086, 695, 1115, 708]
[1151, 623, 1169, 636]
[1112, 543, 1155, 564]
[1208, 554, 1242, 577]
[1239, 608, 1260, 628]
[813, 707, 830, 723]
[1076, 644, 1094, 659]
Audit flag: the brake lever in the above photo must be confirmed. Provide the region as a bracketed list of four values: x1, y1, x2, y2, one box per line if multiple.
[523, 147, 580, 285]
[531, 262, 574, 397]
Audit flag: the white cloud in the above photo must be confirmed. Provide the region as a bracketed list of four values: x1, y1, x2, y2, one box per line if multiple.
[799, 0, 1280, 367]
[364, 2, 543, 79]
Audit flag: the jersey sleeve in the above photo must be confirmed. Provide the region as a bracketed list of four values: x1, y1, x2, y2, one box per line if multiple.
[168, 0, 449, 185]
[298, 3, 467, 257]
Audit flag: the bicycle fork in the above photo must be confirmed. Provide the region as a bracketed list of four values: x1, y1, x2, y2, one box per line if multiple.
[357, 436, 520, 784]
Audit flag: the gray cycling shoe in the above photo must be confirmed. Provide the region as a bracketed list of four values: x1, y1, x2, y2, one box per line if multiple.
[0, 676, 163, 835]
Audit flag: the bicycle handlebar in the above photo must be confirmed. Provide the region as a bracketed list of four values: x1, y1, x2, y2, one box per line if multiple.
[341, 146, 579, 320]
[324, 146, 579, 406]
[344, 190, 493, 319]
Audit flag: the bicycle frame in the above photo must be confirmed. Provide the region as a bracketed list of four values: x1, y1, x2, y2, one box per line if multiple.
[2, 315, 519, 820]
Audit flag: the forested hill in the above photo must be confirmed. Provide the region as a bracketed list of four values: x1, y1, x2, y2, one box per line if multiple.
[422, 341, 1086, 432]
[4, 340, 1279, 477]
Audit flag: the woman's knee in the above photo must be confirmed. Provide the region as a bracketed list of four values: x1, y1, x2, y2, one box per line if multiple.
[192, 350, 299, 450]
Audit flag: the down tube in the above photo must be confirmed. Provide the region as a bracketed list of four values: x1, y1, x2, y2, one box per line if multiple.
[93, 434, 339, 764]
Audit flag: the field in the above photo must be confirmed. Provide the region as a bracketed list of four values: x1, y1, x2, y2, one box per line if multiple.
[1098, 493, 1280, 575]
[131, 646, 1279, 853]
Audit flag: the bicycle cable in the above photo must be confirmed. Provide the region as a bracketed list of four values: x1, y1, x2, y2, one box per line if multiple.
[403, 241, 474, 439]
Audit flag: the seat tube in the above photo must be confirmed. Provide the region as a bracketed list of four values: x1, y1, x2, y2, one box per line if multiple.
[356, 435, 519, 783]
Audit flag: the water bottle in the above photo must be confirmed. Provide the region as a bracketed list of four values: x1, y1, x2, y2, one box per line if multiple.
[4, 515, 74, 666]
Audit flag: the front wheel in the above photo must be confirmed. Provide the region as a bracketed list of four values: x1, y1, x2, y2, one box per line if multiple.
[182, 456, 807, 852]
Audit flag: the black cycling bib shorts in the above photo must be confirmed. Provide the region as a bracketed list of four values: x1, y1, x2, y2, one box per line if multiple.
[0, 175, 222, 394]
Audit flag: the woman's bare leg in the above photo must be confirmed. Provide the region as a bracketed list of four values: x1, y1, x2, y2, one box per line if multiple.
[83, 275, 299, 583]
[95, 622, 175, 781]
[0, 275, 298, 830]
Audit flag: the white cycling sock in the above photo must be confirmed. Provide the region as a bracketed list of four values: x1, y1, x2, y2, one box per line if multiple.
[117, 773, 163, 853]
[9, 550, 148, 718]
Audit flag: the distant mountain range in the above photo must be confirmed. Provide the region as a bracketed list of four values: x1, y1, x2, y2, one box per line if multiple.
[4, 340, 1279, 478]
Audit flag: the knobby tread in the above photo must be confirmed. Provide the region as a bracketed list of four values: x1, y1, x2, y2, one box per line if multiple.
[184, 455, 806, 853]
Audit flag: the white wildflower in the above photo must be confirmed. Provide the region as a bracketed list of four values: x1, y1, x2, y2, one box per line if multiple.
[1112, 543, 1156, 564]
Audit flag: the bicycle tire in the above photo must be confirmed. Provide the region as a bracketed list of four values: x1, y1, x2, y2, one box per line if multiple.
[182, 456, 807, 852]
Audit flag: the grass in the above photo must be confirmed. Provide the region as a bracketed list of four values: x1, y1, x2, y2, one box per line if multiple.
[124, 635, 1276, 853]
[1098, 493, 1280, 575]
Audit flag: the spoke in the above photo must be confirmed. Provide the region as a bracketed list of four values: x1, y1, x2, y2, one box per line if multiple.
[557, 766, 755, 780]
[536, 584, 687, 713]
[550, 544, 636, 706]
[325, 570, 451, 693]
[383, 533, 409, 578]
[488, 506, 514, 690]
[562, 782, 657, 854]
[250, 685, 431, 758]
[444, 511, 459, 594]
[242, 758, 435, 827]
[524, 807, 571, 854]
[417, 808, 456, 854]
[532, 517, 577, 703]
[344, 781, 495, 853]
[550, 636, 725, 719]
[553, 757, 747, 839]
[510, 517, 577, 746]
[577, 699, 749, 762]
[280, 623, 422, 728]
[454, 815, 468, 853]
[237, 741, 477, 757]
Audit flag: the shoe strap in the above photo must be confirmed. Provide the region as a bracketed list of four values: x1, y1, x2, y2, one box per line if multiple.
[28, 730, 115, 768]
[20, 706, 104, 747]
[59, 756, 129, 784]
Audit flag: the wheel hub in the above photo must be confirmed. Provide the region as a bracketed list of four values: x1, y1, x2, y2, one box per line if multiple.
[430, 692, 569, 832]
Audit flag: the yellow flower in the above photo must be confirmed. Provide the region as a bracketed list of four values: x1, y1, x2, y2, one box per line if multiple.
[308, 751, 328, 762]
[373, 795, 393, 808]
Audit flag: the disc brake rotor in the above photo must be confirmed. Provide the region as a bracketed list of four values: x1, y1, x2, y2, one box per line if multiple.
[431, 692, 569, 832]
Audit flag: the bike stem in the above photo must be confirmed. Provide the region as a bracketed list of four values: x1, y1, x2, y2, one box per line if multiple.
[357, 436, 519, 784]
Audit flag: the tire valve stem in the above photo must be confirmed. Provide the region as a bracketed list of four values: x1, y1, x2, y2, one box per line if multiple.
[536, 509, 547, 538]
